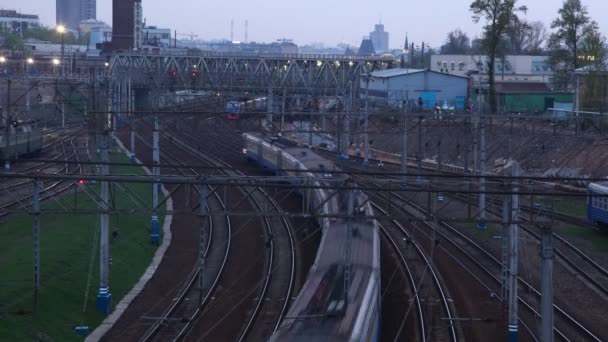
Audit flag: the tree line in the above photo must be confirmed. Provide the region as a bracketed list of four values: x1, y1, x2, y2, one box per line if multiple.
[441, 0, 607, 113]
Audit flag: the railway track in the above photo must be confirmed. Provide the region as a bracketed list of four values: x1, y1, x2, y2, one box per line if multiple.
[375, 189, 603, 342]
[375, 204, 458, 342]
[130, 116, 296, 341]
[0, 132, 85, 218]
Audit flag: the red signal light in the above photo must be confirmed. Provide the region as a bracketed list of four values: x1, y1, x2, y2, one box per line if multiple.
[78, 179, 85, 185]
[35, 168, 41, 173]
[171, 71, 177, 76]
[191, 72, 198, 77]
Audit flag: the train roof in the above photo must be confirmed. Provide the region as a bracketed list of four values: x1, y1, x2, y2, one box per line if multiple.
[273, 217, 379, 341]
[589, 182, 608, 195]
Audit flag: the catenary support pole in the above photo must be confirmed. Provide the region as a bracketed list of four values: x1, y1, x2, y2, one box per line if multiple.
[198, 182, 208, 302]
[540, 224, 554, 342]
[5, 78, 11, 172]
[96, 133, 111, 313]
[478, 117, 486, 229]
[129, 77, 135, 162]
[501, 194, 510, 301]
[507, 161, 520, 342]
[32, 179, 41, 308]
[151, 112, 160, 244]
[401, 109, 408, 183]
[363, 77, 370, 165]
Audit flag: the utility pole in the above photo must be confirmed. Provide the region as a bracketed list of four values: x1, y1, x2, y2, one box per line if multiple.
[478, 117, 486, 229]
[540, 222, 554, 342]
[401, 103, 408, 184]
[198, 181, 207, 302]
[129, 77, 136, 162]
[363, 76, 370, 166]
[267, 86, 273, 129]
[501, 194, 511, 301]
[417, 115, 422, 180]
[96, 133, 111, 313]
[32, 179, 41, 309]
[5, 78, 11, 172]
[151, 112, 160, 245]
[507, 161, 520, 342]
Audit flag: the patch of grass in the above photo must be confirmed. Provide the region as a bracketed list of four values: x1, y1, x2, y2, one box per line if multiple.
[465, 222, 504, 241]
[534, 196, 587, 217]
[0, 152, 163, 341]
[561, 224, 608, 252]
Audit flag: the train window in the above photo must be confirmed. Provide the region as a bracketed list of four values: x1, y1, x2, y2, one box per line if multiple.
[593, 196, 599, 208]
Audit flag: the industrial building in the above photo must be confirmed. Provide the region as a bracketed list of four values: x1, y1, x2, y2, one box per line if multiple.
[0, 10, 39, 36]
[362, 68, 469, 108]
[56, 0, 96, 32]
[494, 82, 573, 114]
[111, 0, 143, 50]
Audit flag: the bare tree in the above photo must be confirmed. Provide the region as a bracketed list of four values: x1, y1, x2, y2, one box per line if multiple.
[470, 0, 527, 114]
[525, 21, 548, 54]
[548, 0, 598, 88]
[440, 29, 471, 54]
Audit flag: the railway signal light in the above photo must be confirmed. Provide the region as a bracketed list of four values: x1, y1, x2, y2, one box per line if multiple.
[78, 179, 85, 185]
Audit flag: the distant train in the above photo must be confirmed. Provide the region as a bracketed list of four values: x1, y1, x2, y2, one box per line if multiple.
[242, 133, 381, 341]
[0, 120, 43, 160]
[226, 97, 268, 119]
[588, 182, 608, 228]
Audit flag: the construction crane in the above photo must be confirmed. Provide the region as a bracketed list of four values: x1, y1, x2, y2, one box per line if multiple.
[173, 32, 199, 48]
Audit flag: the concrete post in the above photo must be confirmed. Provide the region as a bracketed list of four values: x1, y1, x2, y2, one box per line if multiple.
[478, 118, 486, 229]
[151, 113, 160, 245]
[507, 162, 520, 342]
[364, 77, 370, 165]
[540, 224, 554, 342]
[267, 86, 274, 128]
[501, 194, 511, 301]
[96, 133, 111, 313]
[198, 182, 208, 301]
[401, 110, 408, 183]
[32, 179, 40, 308]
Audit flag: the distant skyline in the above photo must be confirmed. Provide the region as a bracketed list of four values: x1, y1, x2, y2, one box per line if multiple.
[4, 0, 608, 48]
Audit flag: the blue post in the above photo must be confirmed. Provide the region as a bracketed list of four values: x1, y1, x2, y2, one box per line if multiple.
[151, 215, 160, 245]
[508, 324, 518, 342]
[130, 152, 135, 163]
[96, 286, 112, 314]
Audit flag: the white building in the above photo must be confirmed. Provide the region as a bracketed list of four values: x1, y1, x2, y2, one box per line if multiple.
[143, 26, 171, 47]
[89, 25, 113, 49]
[0, 10, 39, 36]
[430, 55, 554, 83]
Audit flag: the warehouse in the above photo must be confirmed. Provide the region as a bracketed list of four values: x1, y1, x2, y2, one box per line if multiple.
[361, 68, 469, 109]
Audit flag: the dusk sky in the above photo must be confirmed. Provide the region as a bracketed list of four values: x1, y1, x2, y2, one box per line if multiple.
[4, 0, 608, 48]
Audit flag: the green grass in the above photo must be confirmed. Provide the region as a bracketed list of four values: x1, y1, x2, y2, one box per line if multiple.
[561, 225, 608, 252]
[465, 222, 504, 241]
[534, 196, 587, 217]
[0, 152, 163, 341]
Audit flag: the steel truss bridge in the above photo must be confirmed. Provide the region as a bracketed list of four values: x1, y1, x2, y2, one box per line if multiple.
[108, 52, 396, 101]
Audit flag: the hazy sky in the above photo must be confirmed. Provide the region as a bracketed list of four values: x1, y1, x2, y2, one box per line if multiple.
[4, 0, 608, 48]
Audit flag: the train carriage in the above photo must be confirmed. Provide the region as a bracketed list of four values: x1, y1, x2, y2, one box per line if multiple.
[242, 132, 381, 341]
[588, 182, 608, 227]
[0, 121, 43, 160]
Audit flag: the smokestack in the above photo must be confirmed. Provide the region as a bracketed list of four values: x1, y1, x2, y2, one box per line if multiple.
[245, 20, 248, 43]
[230, 19, 234, 42]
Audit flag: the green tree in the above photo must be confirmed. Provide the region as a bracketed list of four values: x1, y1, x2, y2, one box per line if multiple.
[548, 0, 598, 89]
[470, 0, 527, 114]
